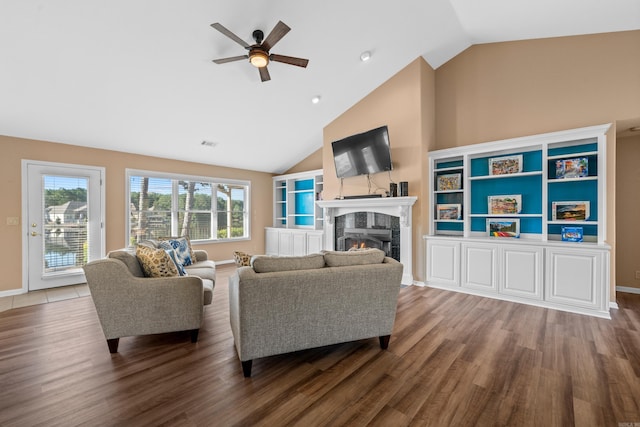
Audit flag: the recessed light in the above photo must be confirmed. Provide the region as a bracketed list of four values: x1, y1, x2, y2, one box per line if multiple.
[201, 140, 218, 148]
[311, 96, 321, 104]
[360, 51, 371, 62]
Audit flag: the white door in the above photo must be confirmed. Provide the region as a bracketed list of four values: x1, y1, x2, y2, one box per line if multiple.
[23, 161, 104, 290]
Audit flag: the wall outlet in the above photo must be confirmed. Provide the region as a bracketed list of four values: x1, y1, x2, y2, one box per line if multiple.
[6, 217, 19, 226]
[636, 271, 640, 280]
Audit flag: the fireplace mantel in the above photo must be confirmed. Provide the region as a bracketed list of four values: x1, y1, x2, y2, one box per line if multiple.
[316, 196, 417, 284]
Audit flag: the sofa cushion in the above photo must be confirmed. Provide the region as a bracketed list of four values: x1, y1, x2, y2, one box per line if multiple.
[136, 245, 179, 278]
[185, 260, 216, 282]
[233, 251, 252, 267]
[323, 248, 386, 267]
[108, 250, 145, 277]
[251, 253, 325, 273]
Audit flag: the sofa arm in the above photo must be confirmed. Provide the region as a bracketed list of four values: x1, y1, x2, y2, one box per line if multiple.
[84, 259, 205, 340]
[194, 250, 208, 261]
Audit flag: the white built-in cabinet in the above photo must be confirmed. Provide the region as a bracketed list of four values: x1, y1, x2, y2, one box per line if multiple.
[425, 124, 611, 318]
[265, 169, 324, 256]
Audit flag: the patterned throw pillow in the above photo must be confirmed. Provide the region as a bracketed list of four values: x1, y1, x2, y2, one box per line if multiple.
[136, 245, 179, 278]
[165, 248, 187, 276]
[158, 236, 196, 266]
[233, 251, 252, 267]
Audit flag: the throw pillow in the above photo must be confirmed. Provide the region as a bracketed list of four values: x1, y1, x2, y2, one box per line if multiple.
[251, 253, 325, 273]
[323, 248, 386, 267]
[165, 248, 187, 276]
[233, 251, 252, 267]
[158, 236, 196, 266]
[136, 245, 179, 278]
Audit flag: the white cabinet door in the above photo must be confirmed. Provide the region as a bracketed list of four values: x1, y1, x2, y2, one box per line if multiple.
[500, 244, 543, 300]
[426, 238, 460, 287]
[461, 242, 498, 292]
[278, 230, 294, 256]
[265, 228, 280, 255]
[292, 231, 307, 256]
[545, 247, 608, 312]
[307, 232, 324, 254]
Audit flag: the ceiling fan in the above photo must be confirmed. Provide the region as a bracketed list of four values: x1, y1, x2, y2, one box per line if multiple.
[210, 21, 309, 82]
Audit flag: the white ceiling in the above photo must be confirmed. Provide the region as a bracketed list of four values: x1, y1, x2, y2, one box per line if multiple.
[1, 0, 639, 174]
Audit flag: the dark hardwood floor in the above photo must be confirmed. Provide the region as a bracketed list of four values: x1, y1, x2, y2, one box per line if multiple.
[1, 264, 639, 426]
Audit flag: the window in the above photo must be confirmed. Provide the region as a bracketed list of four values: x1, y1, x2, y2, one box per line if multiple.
[127, 170, 250, 245]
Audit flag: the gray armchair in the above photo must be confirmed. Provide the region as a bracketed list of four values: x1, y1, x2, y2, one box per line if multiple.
[83, 250, 214, 353]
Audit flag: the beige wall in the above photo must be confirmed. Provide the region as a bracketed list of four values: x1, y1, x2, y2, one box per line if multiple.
[616, 132, 640, 290]
[0, 135, 273, 293]
[284, 148, 323, 174]
[322, 58, 436, 281]
[435, 29, 640, 300]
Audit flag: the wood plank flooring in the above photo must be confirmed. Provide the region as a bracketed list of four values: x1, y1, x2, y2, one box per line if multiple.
[1, 263, 639, 426]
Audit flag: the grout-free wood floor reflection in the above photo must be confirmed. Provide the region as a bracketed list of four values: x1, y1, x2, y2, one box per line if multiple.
[1, 263, 639, 426]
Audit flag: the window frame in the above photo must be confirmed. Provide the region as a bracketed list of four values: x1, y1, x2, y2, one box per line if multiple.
[125, 169, 251, 246]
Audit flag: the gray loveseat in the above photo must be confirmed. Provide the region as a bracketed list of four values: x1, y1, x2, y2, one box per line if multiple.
[83, 247, 216, 353]
[228, 248, 403, 377]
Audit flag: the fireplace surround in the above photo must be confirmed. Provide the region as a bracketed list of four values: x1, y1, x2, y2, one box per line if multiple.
[316, 196, 417, 284]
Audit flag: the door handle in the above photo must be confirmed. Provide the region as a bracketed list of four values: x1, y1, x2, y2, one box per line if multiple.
[31, 231, 40, 237]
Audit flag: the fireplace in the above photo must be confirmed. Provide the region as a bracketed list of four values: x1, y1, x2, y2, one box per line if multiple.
[316, 197, 417, 284]
[335, 212, 399, 261]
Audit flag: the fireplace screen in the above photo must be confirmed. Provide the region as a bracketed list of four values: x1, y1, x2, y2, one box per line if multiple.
[335, 212, 400, 261]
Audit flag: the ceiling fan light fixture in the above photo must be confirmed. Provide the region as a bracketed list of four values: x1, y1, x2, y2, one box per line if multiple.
[249, 49, 269, 68]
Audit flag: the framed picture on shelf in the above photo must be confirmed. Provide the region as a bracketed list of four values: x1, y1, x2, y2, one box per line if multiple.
[436, 204, 462, 220]
[489, 154, 523, 175]
[555, 157, 588, 179]
[552, 201, 590, 221]
[487, 218, 520, 238]
[561, 226, 584, 242]
[488, 195, 522, 215]
[436, 173, 462, 191]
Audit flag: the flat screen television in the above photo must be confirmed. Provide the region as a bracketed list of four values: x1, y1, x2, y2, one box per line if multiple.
[331, 125, 393, 178]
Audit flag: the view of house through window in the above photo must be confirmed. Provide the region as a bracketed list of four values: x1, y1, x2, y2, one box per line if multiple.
[128, 171, 249, 245]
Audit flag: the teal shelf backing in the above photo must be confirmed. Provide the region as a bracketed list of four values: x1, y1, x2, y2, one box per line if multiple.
[548, 180, 598, 220]
[436, 160, 464, 169]
[548, 141, 597, 157]
[471, 217, 542, 234]
[471, 150, 542, 177]
[470, 175, 543, 215]
[436, 222, 464, 233]
[294, 179, 314, 191]
[294, 215, 314, 226]
[295, 191, 314, 216]
[548, 223, 597, 237]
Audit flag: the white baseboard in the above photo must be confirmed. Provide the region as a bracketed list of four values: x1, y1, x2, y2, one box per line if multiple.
[0, 288, 26, 298]
[616, 286, 640, 295]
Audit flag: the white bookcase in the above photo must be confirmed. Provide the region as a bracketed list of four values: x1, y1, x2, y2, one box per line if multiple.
[425, 124, 611, 318]
[266, 169, 324, 256]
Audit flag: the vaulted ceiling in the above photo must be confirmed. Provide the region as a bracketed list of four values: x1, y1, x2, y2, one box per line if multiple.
[2, 1, 639, 173]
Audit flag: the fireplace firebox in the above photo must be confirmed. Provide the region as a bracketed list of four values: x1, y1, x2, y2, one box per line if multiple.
[335, 212, 400, 261]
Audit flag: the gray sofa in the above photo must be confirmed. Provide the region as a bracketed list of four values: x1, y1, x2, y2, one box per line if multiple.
[83, 248, 216, 353]
[228, 249, 403, 377]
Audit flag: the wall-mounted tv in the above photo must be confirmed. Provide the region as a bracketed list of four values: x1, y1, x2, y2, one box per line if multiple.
[331, 125, 393, 178]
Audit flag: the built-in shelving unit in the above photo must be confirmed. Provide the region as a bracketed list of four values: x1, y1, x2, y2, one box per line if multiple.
[425, 124, 611, 318]
[266, 169, 324, 256]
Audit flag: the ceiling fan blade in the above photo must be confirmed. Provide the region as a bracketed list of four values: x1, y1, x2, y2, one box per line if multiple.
[259, 66, 271, 82]
[212, 55, 248, 64]
[210, 23, 250, 49]
[261, 21, 290, 51]
[270, 54, 309, 68]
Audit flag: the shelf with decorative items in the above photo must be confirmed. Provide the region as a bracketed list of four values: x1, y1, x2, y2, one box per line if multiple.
[431, 156, 464, 236]
[425, 124, 611, 319]
[267, 169, 324, 256]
